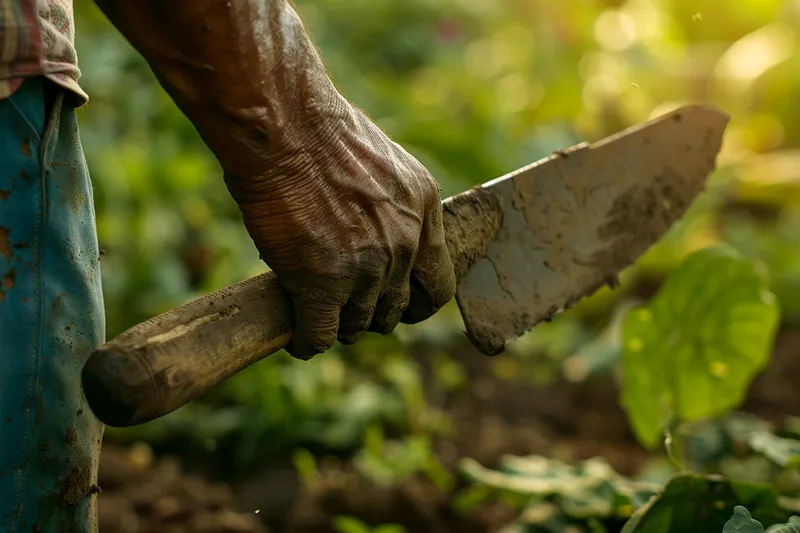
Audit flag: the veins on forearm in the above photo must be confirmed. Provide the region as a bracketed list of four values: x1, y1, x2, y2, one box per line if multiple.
[93, 0, 338, 171]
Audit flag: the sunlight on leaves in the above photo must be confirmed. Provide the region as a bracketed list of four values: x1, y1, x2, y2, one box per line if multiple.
[621, 246, 780, 449]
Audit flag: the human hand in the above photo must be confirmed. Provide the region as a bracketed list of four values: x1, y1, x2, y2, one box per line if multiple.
[223, 93, 456, 360]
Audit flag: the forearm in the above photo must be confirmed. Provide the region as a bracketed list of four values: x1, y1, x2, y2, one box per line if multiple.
[93, 0, 342, 176]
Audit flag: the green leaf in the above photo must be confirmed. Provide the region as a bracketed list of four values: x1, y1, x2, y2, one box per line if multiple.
[766, 516, 800, 533]
[620, 473, 794, 533]
[373, 525, 407, 533]
[749, 431, 800, 469]
[723, 506, 765, 533]
[291, 448, 319, 489]
[621, 246, 780, 448]
[332, 516, 372, 533]
[461, 455, 661, 521]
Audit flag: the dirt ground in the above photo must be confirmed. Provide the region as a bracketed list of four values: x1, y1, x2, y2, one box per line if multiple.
[96, 327, 800, 533]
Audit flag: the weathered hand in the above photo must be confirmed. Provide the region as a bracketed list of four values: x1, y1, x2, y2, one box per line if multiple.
[223, 95, 456, 360]
[92, 0, 455, 359]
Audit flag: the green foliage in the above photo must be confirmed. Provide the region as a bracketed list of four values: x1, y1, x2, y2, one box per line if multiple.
[332, 516, 406, 533]
[750, 432, 800, 470]
[355, 426, 454, 491]
[724, 506, 765, 533]
[722, 506, 800, 533]
[719, 506, 800, 533]
[620, 473, 795, 533]
[621, 246, 780, 449]
[293, 448, 320, 489]
[460, 455, 660, 531]
[460, 452, 800, 533]
[676, 413, 800, 494]
[767, 517, 800, 533]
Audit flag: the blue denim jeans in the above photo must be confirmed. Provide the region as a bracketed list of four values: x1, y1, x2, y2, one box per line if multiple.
[0, 77, 104, 532]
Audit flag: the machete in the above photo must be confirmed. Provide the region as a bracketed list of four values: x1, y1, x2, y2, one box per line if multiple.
[82, 104, 729, 427]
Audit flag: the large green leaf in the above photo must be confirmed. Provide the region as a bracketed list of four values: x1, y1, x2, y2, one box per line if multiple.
[620, 473, 795, 533]
[621, 246, 780, 448]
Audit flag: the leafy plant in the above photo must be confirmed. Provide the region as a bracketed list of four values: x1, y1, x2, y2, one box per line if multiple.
[722, 506, 800, 533]
[620, 246, 780, 451]
[332, 516, 406, 533]
[460, 455, 660, 519]
[460, 454, 800, 533]
[354, 425, 454, 491]
[620, 473, 798, 533]
[724, 506, 767, 533]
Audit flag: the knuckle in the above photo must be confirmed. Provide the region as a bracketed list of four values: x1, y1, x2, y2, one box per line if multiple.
[389, 244, 417, 270]
[371, 291, 410, 335]
[352, 249, 391, 281]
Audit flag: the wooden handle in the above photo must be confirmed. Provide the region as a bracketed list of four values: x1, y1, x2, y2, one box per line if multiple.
[82, 188, 502, 427]
[82, 272, 294, 426]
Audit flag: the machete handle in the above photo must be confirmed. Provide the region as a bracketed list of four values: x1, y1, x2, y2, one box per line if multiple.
[82, 188, 503, 427]
[82, 271, 294, 427]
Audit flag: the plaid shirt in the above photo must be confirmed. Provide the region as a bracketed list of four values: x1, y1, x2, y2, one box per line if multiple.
[0, 0, 87, 105]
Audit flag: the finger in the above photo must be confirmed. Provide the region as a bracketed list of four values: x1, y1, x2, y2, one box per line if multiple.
[286, 290, 345, 361]
[369, 247, 414, 334]
[402, 202, 456, 325]
[369, 279, 412, 335]
[338, 280, 383, 345]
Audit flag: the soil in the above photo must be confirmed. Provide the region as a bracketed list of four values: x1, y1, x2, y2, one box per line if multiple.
[96, 326, 800, 533]
[97, 445, 268, 533]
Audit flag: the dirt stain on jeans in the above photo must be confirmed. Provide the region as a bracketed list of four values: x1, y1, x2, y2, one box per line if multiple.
[0, 226, 12, 261]
[2, 268, 15, 292]
[20, 137, 32, 157]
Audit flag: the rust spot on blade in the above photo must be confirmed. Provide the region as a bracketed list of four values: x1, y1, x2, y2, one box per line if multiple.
[0, 190, 9, 200]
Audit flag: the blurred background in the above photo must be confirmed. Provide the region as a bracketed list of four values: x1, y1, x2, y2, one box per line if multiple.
[72, 0, 800, 531]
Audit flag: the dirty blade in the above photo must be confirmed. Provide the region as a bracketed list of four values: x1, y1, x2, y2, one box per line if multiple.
[455, 105, 730, 355]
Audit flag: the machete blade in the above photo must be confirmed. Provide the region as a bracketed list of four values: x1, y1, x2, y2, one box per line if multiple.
[453, 104, 729, 354]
